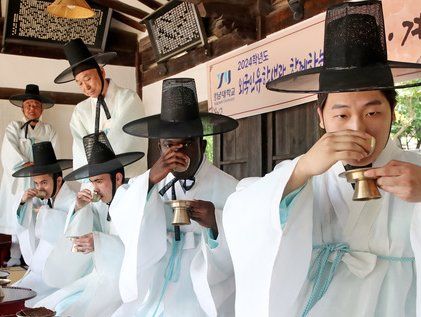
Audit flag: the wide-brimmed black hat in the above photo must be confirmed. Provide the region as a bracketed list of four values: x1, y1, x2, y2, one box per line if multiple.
[266, 0, 421, 93]
[54, 38, 117, 84]
[123, 78, 238, 139]
[9, 84, 55, 109]
[64, 132, 144, 181]
[13, 142, 72, 177]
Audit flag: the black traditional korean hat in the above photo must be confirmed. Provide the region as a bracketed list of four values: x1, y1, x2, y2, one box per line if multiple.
[13, 142, 72, 177]
[9, 84, 54, 109]
[266, 0, 421, 93]
[123, 78, 238, 139]
[54, 38, 117, 84]
[64, 131, 144, 181]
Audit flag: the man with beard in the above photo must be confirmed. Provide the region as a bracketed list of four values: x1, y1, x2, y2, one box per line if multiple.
[36, 132, 144, 317]
[12, 142, 73, 306]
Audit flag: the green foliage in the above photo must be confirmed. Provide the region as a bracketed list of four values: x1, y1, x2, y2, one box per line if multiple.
[391, 80, 421, 150]
[204, 135, 214, 162]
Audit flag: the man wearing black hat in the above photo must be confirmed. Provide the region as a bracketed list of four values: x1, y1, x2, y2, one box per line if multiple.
[223, 1, 421, 316]
[111, 78, 239, 317]
[54, 38, 147, 179]
[0, 84, 58, 267]
[36, 132, 144, 317]
[10, 141, 74, 307]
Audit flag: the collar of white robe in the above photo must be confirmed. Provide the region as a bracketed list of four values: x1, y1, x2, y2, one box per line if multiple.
[20, 119, 39, 139]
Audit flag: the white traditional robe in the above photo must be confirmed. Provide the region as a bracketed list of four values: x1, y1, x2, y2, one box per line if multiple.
[223, 140, 421, 317]
[0, 120, 58, 234]
[70, 79, 148, 178]
[111, 159, 238, 317]
[12, 182, 75, 306]
[37, 200, 124, 317]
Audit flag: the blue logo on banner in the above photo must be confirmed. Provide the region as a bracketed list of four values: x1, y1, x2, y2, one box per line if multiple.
[217, 70, 231, 89]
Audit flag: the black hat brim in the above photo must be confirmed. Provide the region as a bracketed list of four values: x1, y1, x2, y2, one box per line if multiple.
[64, 152, 144, 181]
[266, 61, 421, 93]
[123, 113, 239, 139]
[13, 160, 73, 178]
[54, 52, 117, 84]
[9, 93, 55, 109]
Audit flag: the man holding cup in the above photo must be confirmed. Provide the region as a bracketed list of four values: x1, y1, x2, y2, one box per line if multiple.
[11, 141, 74, 306]
[36, 132, 144, 317]
[111, 78, 239, 317]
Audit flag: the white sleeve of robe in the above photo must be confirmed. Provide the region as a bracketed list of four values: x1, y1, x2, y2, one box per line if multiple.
[222, 157, 314, 317]
[69, 84, 148, 176]
[43, 205, 95, 288]
[1, 122, 31, 174]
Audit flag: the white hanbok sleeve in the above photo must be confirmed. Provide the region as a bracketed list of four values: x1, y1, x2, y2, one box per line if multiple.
[1, 122, 30, 174]
[35, 206, 67, 245]
[43, 204, 94, 288]
[69, 104, 89, 170]
[107, 90, 146, 154]
[92, 230, 124, 277]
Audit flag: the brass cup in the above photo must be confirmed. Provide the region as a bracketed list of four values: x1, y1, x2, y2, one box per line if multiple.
[165, 200, 192, 225]
[339, 167, 381, 201]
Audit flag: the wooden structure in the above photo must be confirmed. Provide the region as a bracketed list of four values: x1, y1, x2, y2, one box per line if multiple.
[0, 0, 345, 178]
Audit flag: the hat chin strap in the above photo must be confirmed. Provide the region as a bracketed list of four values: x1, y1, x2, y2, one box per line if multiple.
[94, 65, 111, 133]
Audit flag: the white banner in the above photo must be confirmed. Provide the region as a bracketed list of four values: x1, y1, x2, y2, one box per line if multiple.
[207, 0, 421, 119]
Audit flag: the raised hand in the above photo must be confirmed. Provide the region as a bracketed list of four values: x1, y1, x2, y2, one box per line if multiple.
[188, 200, 218, 237]
[75, 189, 93, 211]
[149, 145, 190, 185]
[21, 188, 38, 204]
[364, 160, 421, 202]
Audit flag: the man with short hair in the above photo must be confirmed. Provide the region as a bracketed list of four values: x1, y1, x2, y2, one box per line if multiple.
[0, 84, 58, 266]
[36, 132, 144, 317]
[223, 2, 421, 316]
[11, 141, 74, 306]
[111, 78, 239, 317]
[54, 38, 147, 178]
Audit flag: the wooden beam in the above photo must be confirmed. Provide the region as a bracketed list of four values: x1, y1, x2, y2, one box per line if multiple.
[265, 0, 344, 35]
[91, 0, 149, 19]
[113, 11, 146, 32]
[197, 2, 251, 20]
[137, 0, 162, 10]
[0, 18, 138, 67]
[0, 87, 86, 105]
[142, 30, 254, 85]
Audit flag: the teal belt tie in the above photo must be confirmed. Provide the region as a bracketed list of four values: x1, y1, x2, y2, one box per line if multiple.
[301, 243, 415, 317]
[151, 233, 185, 317]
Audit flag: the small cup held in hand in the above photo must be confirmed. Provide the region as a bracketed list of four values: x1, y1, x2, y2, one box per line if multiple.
[91, 191, 101, 203]
[69, 237, 79, 253]
[368, 136, 376, 156]
[173, 156, 191, 173]
[36, 189, 47, 199]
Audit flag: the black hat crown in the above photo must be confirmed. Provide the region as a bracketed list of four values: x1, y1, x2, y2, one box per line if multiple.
[24, 84, 41, 98]
[265, 0, 421, 93]
[32, 142, 58, 166]
[324, 1, 386, 69]
[83, 132, 117, 165]
[64, 38, 98, 75]
[161, 78, 200, 122]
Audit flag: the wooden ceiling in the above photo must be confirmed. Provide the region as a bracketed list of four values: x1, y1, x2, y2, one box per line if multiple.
[0, 0, 345, 92]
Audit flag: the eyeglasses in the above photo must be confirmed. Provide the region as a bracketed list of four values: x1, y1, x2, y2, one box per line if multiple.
[161, 141, 194, 151]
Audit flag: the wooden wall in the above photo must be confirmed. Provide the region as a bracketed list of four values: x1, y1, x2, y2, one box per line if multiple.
[214, 101, 322, 179]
